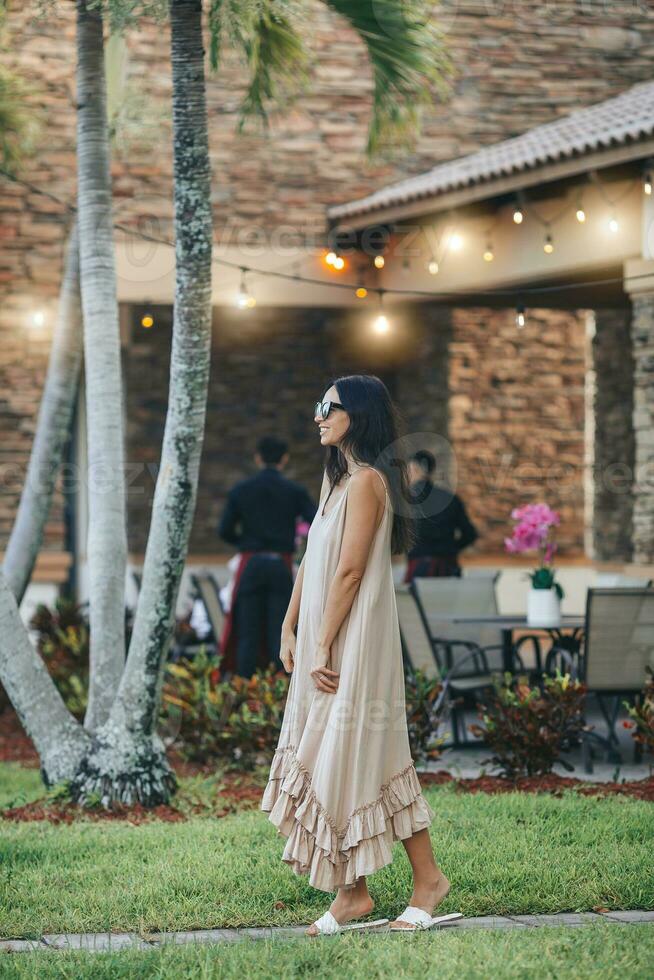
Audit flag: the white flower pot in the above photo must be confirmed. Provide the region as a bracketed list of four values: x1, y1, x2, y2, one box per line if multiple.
[527, 587, 561, 627]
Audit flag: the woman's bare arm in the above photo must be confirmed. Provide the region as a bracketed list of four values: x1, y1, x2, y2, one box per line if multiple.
[311, 468, 386, 693]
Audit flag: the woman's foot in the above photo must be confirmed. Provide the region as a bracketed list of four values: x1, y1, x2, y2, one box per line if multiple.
[389, 871, 450, 930]
[305, 889, 374, 936]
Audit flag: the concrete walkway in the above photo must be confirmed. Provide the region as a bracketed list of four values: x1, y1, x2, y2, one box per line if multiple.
[3, 911, 653, 953]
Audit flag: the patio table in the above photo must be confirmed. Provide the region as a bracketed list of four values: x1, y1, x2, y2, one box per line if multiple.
[425, 614, 585, 674]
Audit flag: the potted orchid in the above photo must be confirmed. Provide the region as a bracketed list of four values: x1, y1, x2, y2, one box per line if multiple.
[505, 503, 564, 627]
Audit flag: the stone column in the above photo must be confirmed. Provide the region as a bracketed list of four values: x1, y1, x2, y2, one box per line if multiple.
[624, 259, 654, 564]
[591, 309, 634, 561]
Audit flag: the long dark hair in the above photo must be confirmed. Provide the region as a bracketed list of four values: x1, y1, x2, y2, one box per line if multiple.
[323, 374, 415, 555]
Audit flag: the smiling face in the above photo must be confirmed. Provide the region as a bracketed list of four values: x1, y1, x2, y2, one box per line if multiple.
[315, 384, 350, 448]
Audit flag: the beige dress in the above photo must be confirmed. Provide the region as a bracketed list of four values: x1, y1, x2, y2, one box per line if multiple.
[261, 465, 434, 892]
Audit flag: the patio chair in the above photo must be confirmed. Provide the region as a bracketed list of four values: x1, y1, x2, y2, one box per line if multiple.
[395, 585, 439, 680]
[594, 572, 652, 588]
[573, 588, 654, 773]
[408, 579, 510, 745]
[411, 576, 518, 675]
[188, 572, 226, 655]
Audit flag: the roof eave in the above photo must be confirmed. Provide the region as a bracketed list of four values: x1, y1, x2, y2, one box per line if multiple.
[328, 136, 654, 232]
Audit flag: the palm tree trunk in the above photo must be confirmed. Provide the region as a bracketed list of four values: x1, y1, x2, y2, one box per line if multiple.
[76, 0, 127, 732]
[70, 0, 212, 806]
[0, 573, 89, 783]
[2, 222, 83, 604]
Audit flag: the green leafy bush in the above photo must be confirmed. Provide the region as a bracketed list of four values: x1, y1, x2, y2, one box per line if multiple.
[404, 669, 446, 765]
[29, 598, 90, 719]
[470, 672, 586, 778]
[162, 650, 290, 769]
[624, 668, 654, 758]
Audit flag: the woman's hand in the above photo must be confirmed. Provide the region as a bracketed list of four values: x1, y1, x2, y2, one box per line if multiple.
[310, 642, 339, 694]
[279, 627, 296, 673]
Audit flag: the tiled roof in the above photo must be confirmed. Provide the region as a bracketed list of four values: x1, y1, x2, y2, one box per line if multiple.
[329, 81, 654, 223]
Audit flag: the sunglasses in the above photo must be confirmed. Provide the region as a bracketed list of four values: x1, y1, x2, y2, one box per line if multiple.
[315, 399, 344, 420]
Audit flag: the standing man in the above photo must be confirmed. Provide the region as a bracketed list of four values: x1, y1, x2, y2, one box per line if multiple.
[218, 436, 317, 677]
[404, 449, 479, 583]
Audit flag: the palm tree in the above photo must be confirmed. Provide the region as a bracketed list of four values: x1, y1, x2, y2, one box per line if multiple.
[75, 0, 128, 731]
[1, 0, 450, 803]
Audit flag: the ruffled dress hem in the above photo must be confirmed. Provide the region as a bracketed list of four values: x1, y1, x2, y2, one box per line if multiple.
[260, 745, 435, 892]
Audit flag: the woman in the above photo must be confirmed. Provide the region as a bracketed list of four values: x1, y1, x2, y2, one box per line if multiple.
[261, 375, 459, 936]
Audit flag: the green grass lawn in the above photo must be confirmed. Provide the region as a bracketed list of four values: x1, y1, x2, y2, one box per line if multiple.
[1, 762, 653, 940]
[2, 925, 652, 980]
[0, 762, 43, 809]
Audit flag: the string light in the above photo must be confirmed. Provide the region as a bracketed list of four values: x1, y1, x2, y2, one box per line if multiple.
[236, 268, 256, 309]
[324, 250, 345, 270]
[373, 254, 385, 269]
[333, 255, 345, 270]
[324, 251, 337, 266]
[513, 205, 524, 224]
[644, 172, 652, 196]
[372, 291, 390, 334]
[356, 286, 368, 299]
[30, 310, 45, 328]
[448, 232, 463, 251]
[543, 231, 554, 254]
[516, 305, 526, 329]
[483, 242, 494, 262]
[576, 195, 586, 222]
[428, 258, 439, 275]
[141, 312, 154, 329]
[608, 215, 619, 233]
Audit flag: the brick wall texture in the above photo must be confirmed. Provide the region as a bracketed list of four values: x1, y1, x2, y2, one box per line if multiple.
[3, 1, 654, 557]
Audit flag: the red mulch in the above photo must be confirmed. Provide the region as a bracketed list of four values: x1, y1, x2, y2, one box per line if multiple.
[2, 707, 653, 823]
[420, 770, 654, 802]
[0, 708, 39, 766]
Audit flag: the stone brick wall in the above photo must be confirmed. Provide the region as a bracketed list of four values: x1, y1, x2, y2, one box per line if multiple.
[592, 309, 635, 561]
[448, 307, 587, 555]
[3, 0, 654, 555]
[631, 293, 654, 564]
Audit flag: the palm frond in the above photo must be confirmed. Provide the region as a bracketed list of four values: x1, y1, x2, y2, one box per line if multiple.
[324, 0, 452, 155]
[208, 0, 307, 128]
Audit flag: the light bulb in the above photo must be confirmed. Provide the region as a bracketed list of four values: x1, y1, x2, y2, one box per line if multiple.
[483, 245, 494, 262]
[645, 173, 652, 196]
[428, 259, 439, 275]
[609, 216, 619, 233]
[543, 233, 554, 254]
[325, 251, 337, 266]
[373, 314, 389, 334]
[448, 232, 463, 251]
[141, 313, 154, 329]
[516, 306, 526, 329]
[30, 310, 46, 328]
[236, 292, 250, 309]
[333, 255, 345, 270]
[576, 208, 586, 223]
[373, 254, 385, 269]
[356, 287, 367, 299]
[513, 208, 524, 224]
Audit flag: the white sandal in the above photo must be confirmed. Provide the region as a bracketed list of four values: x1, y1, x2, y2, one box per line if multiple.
[389, 907, 463, 932]
[309, 910, 389, 935]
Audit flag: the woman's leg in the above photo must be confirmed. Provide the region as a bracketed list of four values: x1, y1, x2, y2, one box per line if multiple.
[305, 877, 374, 936]
[389, 828, 450, 929]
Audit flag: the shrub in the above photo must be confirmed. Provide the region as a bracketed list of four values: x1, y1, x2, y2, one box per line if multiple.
[404, 669, 446, 766]
[162, 650, 290, 769]
[624, 668, 654, 759]
[29, 598, 90, 719]
[470, 672, 586, 779]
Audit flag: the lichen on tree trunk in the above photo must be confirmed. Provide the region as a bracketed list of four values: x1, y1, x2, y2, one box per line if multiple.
[70, 722, 177, 808]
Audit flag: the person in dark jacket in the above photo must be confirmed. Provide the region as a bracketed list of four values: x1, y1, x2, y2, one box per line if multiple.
[404, 449, 478, 583]
[218, 436, 317, 677]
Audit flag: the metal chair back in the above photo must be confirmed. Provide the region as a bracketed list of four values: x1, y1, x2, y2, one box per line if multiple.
[594, 573, 652, 588]
[395, 586, 439, 679]
[583, 588, 654, 693]
[190, 572, 226, 640]
[412, 576, 504, 671]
